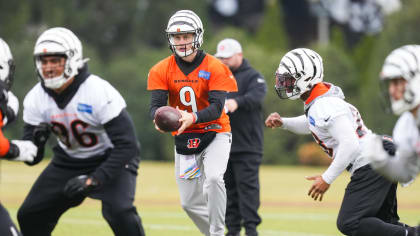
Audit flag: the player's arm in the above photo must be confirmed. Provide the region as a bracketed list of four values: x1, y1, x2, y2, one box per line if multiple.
[21, 122, 50, 165]
[195, 90, 226, 123]
[231, 74, 267, 112]
[321, 115, 360, 184]
[90, 109, 140, 185]
[0, 115, 38, 163]
[2, 91, 19, 126]
[149, 89, 168, 119]
[364, 134, 418, 183]
[306, 115, 359, 201]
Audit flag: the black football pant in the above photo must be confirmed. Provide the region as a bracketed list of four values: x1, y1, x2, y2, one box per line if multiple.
[0, 203, 21, 236]
[17, 161, 145, 236]
[224, 152, 262, 236]
[337, 165, 408, 236]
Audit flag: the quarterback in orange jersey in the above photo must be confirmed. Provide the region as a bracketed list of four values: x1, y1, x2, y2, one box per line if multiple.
[147, 10, 237, 236]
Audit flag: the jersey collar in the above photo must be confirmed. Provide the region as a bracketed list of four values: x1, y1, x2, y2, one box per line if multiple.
[42, 65, 90, 109]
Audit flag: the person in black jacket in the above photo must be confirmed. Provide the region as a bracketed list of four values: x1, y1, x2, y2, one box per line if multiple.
[215, 38, 267, 236]
[16, 27, 145, 236]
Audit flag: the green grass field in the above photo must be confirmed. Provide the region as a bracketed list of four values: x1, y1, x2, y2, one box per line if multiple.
[1, 160, 419, 236]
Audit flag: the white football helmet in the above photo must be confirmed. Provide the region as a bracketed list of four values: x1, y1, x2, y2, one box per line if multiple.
[275, 48, 324, 100]
[0, 38, 15, 90]
[34, 27, 85, 89]
[166, 10, 204, 57]
[380, 45, 420, 115]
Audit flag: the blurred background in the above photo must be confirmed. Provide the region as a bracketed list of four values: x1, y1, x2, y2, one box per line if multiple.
[1, 0, 418, 166]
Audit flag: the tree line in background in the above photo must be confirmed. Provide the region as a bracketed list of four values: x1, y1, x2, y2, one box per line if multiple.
[1, 0, 419, 164]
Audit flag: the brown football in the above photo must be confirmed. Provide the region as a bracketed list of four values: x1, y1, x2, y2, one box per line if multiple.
[154, 106, 182, 132]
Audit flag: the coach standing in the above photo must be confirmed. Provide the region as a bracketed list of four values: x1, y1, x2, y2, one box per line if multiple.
[215, 38, 267, 236]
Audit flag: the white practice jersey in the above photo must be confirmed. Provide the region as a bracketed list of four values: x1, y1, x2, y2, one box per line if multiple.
[392, 111, 420, 179]
[307, 96, 372, 172]
[23, 75, 126, 159]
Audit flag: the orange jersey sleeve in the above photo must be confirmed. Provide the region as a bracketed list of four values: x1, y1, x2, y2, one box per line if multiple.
[0, 112, 11, 157]
[147, 54, 238, 133]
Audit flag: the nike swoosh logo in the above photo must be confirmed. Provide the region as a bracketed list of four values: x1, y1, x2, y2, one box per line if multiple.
[324, 116, 331, 122]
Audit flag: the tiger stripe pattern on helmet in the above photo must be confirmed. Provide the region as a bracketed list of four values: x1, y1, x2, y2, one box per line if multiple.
[380, 45, 420, 115]
[166, 10, 204, 57]
[275, 48, 324, 100]
[0, 38, 15, 90]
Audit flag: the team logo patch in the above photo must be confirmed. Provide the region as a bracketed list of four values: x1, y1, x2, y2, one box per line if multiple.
[309, 116, 316, 126]
[187, 138, 201, 149]
[77, 103, 93, 114]
[198, 70, 211, 80]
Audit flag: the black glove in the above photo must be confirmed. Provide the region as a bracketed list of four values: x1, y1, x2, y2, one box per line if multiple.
[33, 122, 51, 147]
[63, 175, 100, 198]
[381, 135, 396, 156]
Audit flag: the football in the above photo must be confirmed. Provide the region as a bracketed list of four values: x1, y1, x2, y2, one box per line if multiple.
[154, 106, 182, 132]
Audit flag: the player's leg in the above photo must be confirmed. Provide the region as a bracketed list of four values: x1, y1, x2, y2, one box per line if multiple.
[17, 162, 85, 236]
[202, 132, 232, 236]
[336, 165, 409, 236]
[92, 162, 145, 236]
[0, 203, 21, 236]
[175, 149, 210, 236]
[224, 157, 242, 236]
[234, 153, 262, 236]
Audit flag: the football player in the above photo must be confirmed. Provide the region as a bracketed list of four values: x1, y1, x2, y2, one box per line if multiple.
[16, 27, 145, 236]
[147, 10, 238, 236]
[265, 48, 418, 236]
[0, 38, 38, 236]
[364, 45, 420, 184]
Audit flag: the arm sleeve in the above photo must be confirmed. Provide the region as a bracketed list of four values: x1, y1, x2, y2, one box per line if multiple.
[149, 90, 168, 119]
[195, 90, 227, 123]
[321, 115, 360, 184]
[90, 109, 140, 184]
[281, 115, 311, 134]
[235, 75, 267, 111]
[374, 149, 418, 183]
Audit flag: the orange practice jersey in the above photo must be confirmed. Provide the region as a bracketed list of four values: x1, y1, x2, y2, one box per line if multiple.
[147, 54, 238, 133]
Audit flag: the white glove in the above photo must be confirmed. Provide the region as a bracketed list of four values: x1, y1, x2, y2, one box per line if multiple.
[2, 91, 19, 126]
[362, 134, 390, 169]
[10, 140, 37, 162]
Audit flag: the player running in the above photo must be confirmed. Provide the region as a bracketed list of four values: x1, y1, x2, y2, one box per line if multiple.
[265, 48, 418, 236]
[364, 45, 420, 184]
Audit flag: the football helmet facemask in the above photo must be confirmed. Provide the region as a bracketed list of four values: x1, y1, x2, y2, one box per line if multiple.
[0, 38, 15, 90]
[380, 45, 420, 115]
[166, 10, 204, 57]
[275, 48, 324, 100]
[34, 27, 85, 89]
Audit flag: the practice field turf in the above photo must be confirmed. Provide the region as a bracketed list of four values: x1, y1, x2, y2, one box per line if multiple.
[1, 161, 419, 236]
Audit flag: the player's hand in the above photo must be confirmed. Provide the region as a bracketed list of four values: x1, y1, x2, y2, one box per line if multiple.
[153, 119, 165, 133]
[10, 140, 38, 162]
[265, 112, 283, 128]
[33, 122, 51, 147]
[63, 175, 100, 198]
[306, 175, 330, 201]
[176, 107, 194, 135]
[225, 99, 238, 113]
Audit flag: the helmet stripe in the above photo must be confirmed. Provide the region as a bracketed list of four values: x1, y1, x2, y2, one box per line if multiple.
[285, 56, 298, 74]
[302, 49, 317, 81]
[292, 51, 305, 72]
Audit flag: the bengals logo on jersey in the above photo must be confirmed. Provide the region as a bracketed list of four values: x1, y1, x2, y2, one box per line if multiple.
[187, 138, 201, 149]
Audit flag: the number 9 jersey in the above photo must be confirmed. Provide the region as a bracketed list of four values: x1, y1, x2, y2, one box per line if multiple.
[147, 54, 238, 133]
[23, 75, 126, 159]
